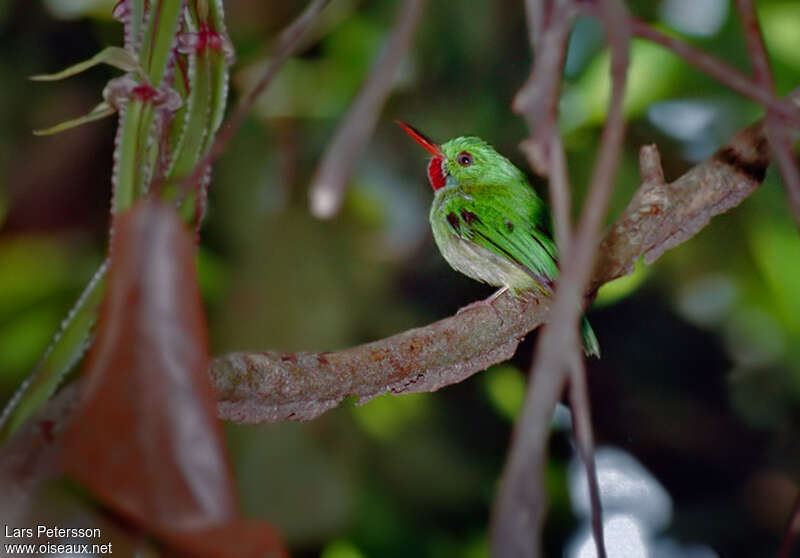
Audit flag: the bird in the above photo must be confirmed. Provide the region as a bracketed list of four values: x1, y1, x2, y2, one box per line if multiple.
[397, 121, 599, 357]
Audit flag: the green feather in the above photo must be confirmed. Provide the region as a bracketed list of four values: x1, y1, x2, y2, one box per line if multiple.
[422, 134, 600, 358]
[431, 181, 558, 294]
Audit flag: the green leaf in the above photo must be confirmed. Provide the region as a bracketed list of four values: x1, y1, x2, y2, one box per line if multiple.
[30, 46, 140, 81]
[167, 50, 212, 179]
[33, 101, 115, 136]
[140, 0, 183, 86]
[196, 0, 209, 21]
[748, 217, 800, 335]
[206, 0, 228, 37]
[204, 49, 230, 151]
[321, 540, 367, 558]
[759, 3, 800, 70]
[0, 236, 96, 316]
[113, 99, 145, 213]
[483, 364, 526, 422]
[595, 258, 650, 307]
[133, 102, 158, 198]
[351, 392, 432, 440]
[560, 38, 683, 133]
[0, 261, 107, 441]
[129, 0, 146, 51]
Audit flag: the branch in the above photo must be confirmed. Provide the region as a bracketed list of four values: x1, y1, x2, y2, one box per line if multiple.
[211, 91, 787, 426]
[628, 17, 800, 127]
[734, 0, 800, 227]
[492, 0, 630, 555]
[592, 116, 774, 290]
[513, 0, 577, 175]
[548, 133, 573, 258]
[308, 0, 426, 218]
[514, 0, 575, 247]
[568, 356, 604, 558]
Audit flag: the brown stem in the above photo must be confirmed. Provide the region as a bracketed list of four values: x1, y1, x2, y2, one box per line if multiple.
[521, 0, 545, 51]
[492, 1, 631, 555]
[734, 0, 800, 227]
[514, 0, 577, 175]
[568, 355, 605, 558]
[628, 17, 800, 127]
[548, 133, 573, 252]
[308, 0, 426, 218]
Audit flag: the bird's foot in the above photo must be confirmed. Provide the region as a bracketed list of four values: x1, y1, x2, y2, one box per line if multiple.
[457, 287, 508, 325]
[486, 286, 509, 304]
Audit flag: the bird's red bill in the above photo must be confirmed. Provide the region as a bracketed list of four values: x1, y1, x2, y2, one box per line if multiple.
[396, 120, 442, 156]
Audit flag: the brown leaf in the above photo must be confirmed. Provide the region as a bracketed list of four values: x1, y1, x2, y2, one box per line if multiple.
[60, 200, 286, 558]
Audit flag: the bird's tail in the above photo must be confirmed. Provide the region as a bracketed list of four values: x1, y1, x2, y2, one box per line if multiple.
[581, 316, 601, 358]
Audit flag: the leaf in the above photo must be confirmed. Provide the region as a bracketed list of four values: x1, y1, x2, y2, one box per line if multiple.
[166, 42, 212, 179]
[0, 261, 107, 441]
[32, 101, 116, 136]
[30, 46, 140, 81]
[111, 98, 144, 212]
[139, 0, 183, 86]
[59, 200, 287, 558]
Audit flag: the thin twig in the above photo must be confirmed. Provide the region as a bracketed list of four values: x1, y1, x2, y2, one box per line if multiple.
[175, 0, 331, 199]
[521, 0, 545, 51]
[778, 488, 800, 558]
[548, 133, 572, 252]
[308, 0, 426, 219]
[500, 6, 580, 549]
[628, 17, 800, 127]
[568, 354, 605, 558]
[514, 0, 577, 175]
[734, 0, 800, 227]
[492, 0, 630, 555]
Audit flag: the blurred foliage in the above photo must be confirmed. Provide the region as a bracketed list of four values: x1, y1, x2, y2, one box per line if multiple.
[1, 0, 800, 556]
[482, 364, 526, 422]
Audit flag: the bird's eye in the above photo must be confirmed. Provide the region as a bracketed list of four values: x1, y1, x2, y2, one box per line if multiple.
[457, 151, 473, 167]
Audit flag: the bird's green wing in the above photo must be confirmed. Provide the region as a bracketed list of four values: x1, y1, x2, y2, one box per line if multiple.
[435, 182, 559, 291]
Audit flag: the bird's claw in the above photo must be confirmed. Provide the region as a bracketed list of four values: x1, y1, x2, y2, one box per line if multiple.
[456, 287, 508, 325]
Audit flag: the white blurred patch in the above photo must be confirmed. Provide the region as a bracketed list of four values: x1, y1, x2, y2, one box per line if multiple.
[566, 446, 718, 558]
[724, 307, 786, 367]
[568, 514, 648, 558]
[552, 402, 574, 431]
[357, 161, 429, 260]
[677, 275, 738, 327]
[569, 447, 672, 531]
[648, 100, 727, 161]
[310, 185, 340, 219]
[648, 101, 718, 142]
[660, 0, 729, 37]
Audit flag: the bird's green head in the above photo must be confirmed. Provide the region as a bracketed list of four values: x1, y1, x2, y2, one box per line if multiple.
[397, 121, 524, 191]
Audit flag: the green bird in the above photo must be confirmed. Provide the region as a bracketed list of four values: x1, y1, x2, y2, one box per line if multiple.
[398, 121, 600, 357]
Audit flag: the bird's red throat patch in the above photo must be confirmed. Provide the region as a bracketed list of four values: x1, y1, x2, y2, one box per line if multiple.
[427, 156, 446, 190]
